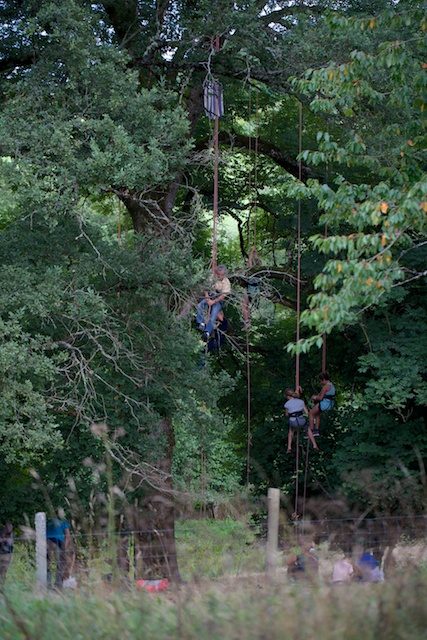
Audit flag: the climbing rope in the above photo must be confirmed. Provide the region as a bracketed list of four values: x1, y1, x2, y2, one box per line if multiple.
[294, 101, 307, 521]
[203, 36, 223, 276]
[246, 330, 251, 503]
[246, 86, 259, 262]
[322, 124, 329, 373]
[245, 85, 260, 498]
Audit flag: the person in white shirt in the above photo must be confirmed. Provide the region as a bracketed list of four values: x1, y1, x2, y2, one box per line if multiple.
[332, 554, 356, 584]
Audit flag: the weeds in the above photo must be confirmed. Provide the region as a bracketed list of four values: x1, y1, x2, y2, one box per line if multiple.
[2, 572, 427, 640]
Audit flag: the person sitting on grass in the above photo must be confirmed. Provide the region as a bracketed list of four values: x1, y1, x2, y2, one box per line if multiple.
[287, 540, 319, 584]
[308, 371, 335, 436]
[332, 551, 358, 585]
[358, 550, 384, 583]
[284, 388, 318, 453]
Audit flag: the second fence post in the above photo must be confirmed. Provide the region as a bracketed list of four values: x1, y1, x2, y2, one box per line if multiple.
[266, 488, 280, 573]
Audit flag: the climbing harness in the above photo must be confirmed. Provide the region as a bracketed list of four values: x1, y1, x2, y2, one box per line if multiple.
[288, 411, 307, 429]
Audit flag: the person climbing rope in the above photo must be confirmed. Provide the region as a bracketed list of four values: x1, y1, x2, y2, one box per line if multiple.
[284, 388, 318, 453]
[196, 265, 231, 341]
[308, 371, 335, 436]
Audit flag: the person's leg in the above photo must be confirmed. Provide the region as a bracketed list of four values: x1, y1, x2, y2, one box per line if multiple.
[309, 404, 320, 431]
[47, 540, 55, 587]
[307, 427, 319, 450]
[287, 428, 294, 453]
[56, 544, 67, 588]
[54, 541, 64, 588]
[205, 301, 223, 335]
[242, 293, 251, 326]
[196, 299, 208, 325]
[0, 553, 11, 584]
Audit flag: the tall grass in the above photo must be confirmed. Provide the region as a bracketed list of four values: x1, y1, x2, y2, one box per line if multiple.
[1, 570, 427, 639]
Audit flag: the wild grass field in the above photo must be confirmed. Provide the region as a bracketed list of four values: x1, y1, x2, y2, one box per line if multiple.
[1, 518, 427, 640]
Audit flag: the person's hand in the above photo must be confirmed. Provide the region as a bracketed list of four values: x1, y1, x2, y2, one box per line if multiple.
[207, 299, 214, 307]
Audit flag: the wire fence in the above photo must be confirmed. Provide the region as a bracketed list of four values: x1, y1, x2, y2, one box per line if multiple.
[7, 514, 427, 584]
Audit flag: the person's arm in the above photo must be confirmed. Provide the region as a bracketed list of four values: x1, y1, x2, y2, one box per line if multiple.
[313, 383, 331, 402]
[287, 554, 298, 567]
[64, 526, 71, 550]
[207, 292, 227, 306]
[352, 563, 363, 578]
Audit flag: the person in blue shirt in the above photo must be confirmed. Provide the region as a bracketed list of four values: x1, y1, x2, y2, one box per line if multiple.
[358, 551, 384, 583]
[46, 515, 71, 588]
[308, 371, 335, 436]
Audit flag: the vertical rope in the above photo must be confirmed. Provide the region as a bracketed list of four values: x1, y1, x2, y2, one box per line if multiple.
[293, 102, 303, 522]
[118, 199, 122, 247]
[247, 87, 259, 255]
[322, 270, 327, 373]
[295, 101, 303, 391]
[294, 429, 300, 516]
[211, 36, 220, 276]
[253, 89, 259, 249]
[246, 331, 251, 505]
[247, 87, 252, 253]
[245, 94, 251, 507]
[201, 402, 207, 519]
[321, 123, 329, 373]
[212, 114, 219, 275]
[302, 440, 310, 521]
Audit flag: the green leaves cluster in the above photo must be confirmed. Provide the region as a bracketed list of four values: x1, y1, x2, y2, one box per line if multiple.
[288, 5, 427, 346]
[0, 0, 192, 220]
[0, 315, 61, 464]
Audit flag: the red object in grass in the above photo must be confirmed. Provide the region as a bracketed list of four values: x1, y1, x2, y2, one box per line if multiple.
[136, 578, 169, 592]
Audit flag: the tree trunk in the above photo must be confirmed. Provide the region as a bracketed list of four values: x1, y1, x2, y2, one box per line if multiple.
[148, 416, 181, 582]
[128, 417, 181, 582]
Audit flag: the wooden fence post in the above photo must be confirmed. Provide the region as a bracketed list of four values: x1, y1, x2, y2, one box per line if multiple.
[266, 488, 280, 573]
[35, 512, 47, 592]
